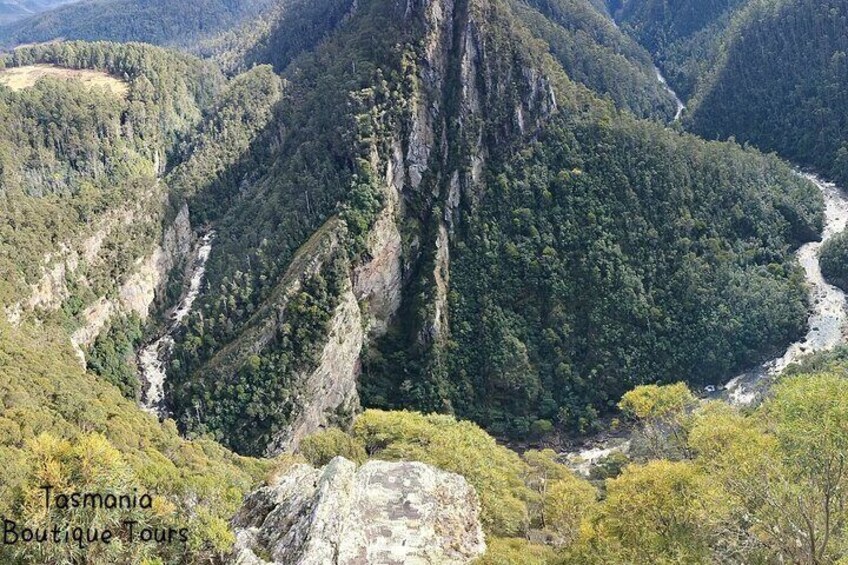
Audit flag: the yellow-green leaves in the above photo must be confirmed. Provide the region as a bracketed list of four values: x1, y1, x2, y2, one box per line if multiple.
[618, 382, 696, 420]
[352, 410, 534, 536]
[593, 460, 729, 565]
[299, 428, 367, 467]
[619, 382, 697, 459]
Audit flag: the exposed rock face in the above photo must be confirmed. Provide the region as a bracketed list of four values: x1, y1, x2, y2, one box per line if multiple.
[168, 0, 564, 456]
[353, 140, 405, 339]
[201, 140, 410, 455]
[69, 202, 194, 361]
[265, 286, 363, 456]
[7, 187, 194, 366]
[232, 457, 486, 565]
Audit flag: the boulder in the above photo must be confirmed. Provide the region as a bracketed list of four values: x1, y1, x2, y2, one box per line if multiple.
[232, 457, 486, 564]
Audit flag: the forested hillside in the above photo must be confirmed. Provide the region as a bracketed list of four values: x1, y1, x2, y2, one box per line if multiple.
[608, 0, 848, 189]
[0, 0, 275, 47]
[157, 0, 823, 456]
[686, 0, 848, 187]
[0, 0, 76, 25]
[607, 0, 747, 99]
[0, 41, 287, 564]
[0, 319, 273, 564]
[0, 41, 221, 311]
[506, 0, 678, 119]
[1, 0, 844, 562]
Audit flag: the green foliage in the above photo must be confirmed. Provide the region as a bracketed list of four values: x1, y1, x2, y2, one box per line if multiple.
[86, 313, 144, 399]
[514, 0, 679, 119]
[0, 41, 223, 306]
[566, 372, 848, 564]
[352, 410, 537, 536]
[169, 258, 347, 455]
[0, 0, 276, 47]
[609, 0, 748, 99]
[821, 229, 848, 291]
[588, 460, 729, 564]
[687, 0, 848, 187]
[588, 451, 629, 480]
[620, 382, 696, 459]
[168, 64, 283, 224]
[0, 320, 270, 565]
[168, 0, 413, 453]
[367, 103, 822, 439]
[619, 382, 696, 420]
[299, 428, 367, 466]
[474, 537, 559, 564]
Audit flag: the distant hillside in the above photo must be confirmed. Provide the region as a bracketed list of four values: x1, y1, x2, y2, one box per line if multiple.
[0, 0, 76, 25]
[0, 0, 275, 46]
[687, 0, 848, 187]
[608, 0, 748, 99]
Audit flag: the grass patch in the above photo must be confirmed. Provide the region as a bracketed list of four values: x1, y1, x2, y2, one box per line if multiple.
[0, 64, 128, 96]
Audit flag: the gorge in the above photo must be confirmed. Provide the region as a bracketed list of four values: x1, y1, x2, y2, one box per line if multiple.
[3, 0, 848, 563]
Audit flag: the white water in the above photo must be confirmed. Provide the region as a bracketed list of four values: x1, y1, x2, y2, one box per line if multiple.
[139, 232, 214, 415]
[724, 175, 848, 404]
[564, 439, 631, 477]
[609, 14, 685, 122]
[655, 67, 685, 121]
[565, 175, 848, 470]
[563, 30, 848, 471]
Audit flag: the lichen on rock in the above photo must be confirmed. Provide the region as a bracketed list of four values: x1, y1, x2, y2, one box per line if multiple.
[232, 457, 486, 564]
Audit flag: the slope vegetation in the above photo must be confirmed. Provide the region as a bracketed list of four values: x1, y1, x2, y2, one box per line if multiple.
[162, 0, 823, 455]
[687, 0, 848, 187]
[0, 0, 275, 46]
[607, 0, 748, 99]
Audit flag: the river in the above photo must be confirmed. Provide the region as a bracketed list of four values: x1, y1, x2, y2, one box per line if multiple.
[655, 67, 685, 121]
[139, 232, 214, 416]
[723, 175, 848, 404]
[565, 65, 848, 472]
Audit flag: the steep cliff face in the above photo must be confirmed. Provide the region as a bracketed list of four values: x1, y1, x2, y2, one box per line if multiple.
[164, 0, 820, 452]
[70, 202, 194, 361]
[4, 177, 195, 364]
[167, 0, 567, 454]
[265, 286, 364, 456]
[367, 0, 559, 355]
[232, 457, 486, 564]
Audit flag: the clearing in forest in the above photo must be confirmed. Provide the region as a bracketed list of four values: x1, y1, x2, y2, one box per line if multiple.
[0, 64, 128, 96]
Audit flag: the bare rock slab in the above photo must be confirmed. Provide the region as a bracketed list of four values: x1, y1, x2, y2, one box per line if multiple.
[232, 457, 486, 564]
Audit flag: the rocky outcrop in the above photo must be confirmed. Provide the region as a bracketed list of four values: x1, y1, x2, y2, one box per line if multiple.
[69, 202, 193, 361]
[265, 286, 363, 456]
[232, 457, 486, 565]
[7, 188, 194, 365]
[353, 140, 405, 338]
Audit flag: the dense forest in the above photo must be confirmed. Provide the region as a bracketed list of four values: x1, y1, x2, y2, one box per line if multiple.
[608, 0, 848, 188]
[150, 0, 827, 455]
[0, 41, 222, 312]
[686, 0, 848, 188]
[607, 0, 747, 99]
[0, 318, 275, 565]
[0, 40, 287, 564]
[1, 0, 848, 562]
[0, 0, 275, 47]
[509, 0, 678, 119]
[365, 120, 820, 437]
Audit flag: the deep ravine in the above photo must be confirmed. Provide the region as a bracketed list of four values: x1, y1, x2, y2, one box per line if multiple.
[655, 66, 685, 120]
[723, 174, 848, 404]
[139, 231, 214, 416]
[565, 66, 848, 473]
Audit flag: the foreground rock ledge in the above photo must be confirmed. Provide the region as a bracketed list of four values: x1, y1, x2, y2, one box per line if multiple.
[232, 457, 486, 564]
